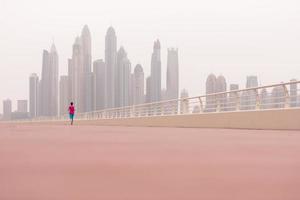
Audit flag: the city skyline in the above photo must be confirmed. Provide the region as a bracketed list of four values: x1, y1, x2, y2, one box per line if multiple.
[1, 21, 299, 118]
[13, 25, 181, 119]
[1, 0, 300, 112]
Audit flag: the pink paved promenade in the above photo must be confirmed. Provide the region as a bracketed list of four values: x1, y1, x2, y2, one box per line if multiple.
[0, 123, 300, 200]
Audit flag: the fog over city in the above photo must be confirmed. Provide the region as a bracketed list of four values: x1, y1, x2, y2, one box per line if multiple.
[0, 0, 300, 112]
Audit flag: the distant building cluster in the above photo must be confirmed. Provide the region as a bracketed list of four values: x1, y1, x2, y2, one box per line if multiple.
[1, 25, 179, 120]
[196, 74, 299, 113]
[1, 26, 299, 121]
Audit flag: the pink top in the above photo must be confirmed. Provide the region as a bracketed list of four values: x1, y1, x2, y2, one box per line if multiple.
[69, 106, 75, 115]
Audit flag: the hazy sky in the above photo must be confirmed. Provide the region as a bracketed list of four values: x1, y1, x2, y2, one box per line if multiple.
[0, 0, 300, 112]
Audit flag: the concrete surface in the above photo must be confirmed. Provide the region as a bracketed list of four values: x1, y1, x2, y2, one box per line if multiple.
[0, 123, 300, 200]
[39, 108, 300, 130]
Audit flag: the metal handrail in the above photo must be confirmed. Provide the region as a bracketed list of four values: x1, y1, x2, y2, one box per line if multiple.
[16, 81, 300, 122]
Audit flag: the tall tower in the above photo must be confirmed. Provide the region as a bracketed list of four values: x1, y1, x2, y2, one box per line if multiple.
[81, 25, 92, 74]
[116, 47, 127, 108]
[69, 37, 85, 113]
[17, 100, 28, 113]
[145, 76, 152, 103]
[3, 99, 12, 120]
[166, 48, 179, 100]
[133, 64, 145, 105]
[105, 26, 117, 108]
[93, 59, 106, 110]
[150, 39, 161, 102]
[81, 25, 93, 112]
[241, 75, 258, 110]
[205, 74, 217, 112]
[29, 73, 39, 118]
[59, 75, 69, 116]
[119, 57, 131, 107]
[216, 75, 227, 111]
[40, 43, 59, 116]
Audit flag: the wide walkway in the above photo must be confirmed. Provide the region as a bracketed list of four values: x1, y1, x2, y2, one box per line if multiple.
[0, 123, 299, 200]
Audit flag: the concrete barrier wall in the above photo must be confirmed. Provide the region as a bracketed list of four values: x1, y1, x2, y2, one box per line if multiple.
[62, 108, 300, 130]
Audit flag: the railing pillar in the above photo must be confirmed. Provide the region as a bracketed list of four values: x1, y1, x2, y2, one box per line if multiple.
[216, 99, 221, 112]
[283, 85, 290, 108]
[255, 89, 261, 110]
[235, 92, 240, 111]
[199, 97, 203, 113]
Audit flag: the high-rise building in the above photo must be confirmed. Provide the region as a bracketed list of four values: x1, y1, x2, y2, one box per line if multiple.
[246, 76, 258, 88]
[29, 73, 39, 118]
[119, 57, 131, 107]
[205, 74, 217, 112]
[216, 75, 227, 111]
[105, 27, 117, 108]
[40, 44, 59, 116]
[230, 84, 239, 91]
[69, 37, 84, 113]
[85, 72, 95, 112]
[17, 100, 28, 113]
[150, 40, 161, 102]
[290, 79, 298, 107]
[166, 48, 179, 100]
[260, 88, 269, 109]
[133, 64, 145, 105]
[116, 47, 127, 107]
[272, 85, 285, 108]
[145, 76, 152, 103]
[3, 99, 12, 120]
[241, 76, 258, 110]
[81, 25, 92, 74]
[81, 25, 93, 112]
[93, 59, 106, 111]
[129, 73, 135, 106]
[59, 76, 69, 116]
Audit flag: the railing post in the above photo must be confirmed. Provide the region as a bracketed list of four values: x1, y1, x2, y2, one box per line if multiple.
[255, 89, 260, 110]
[216, 99, 221, 112]
[199, 97, 203, 113]
[283, 84, 290, 108]
[235, 92, 240, 111]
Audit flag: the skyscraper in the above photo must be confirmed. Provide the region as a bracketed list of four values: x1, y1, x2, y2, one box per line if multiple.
[133, 64, 145, 105]
[59, 75, 69, 116]
[150, 39, 161, 102]
[105, 27, 117, 108]
[145, 76, 152, 103]
[81, 25, 93, 112]
[272, 85, 285, 108]
[119, 57, 131, 107]
[93, 59, 106, 111]
[260, 88, 269, 109]
[205, 74, 217, 112]
[29, 73, 39, 118]
[241, 76, 258, 110]
[166, 48, 179, 100]
[69, 37, 84, 113]
[246, 76, 258, 88]
[17, 100, 28, 113]
[81, 25, 92, 74]
[3, 99, 12, 120]
[40, 44, 59, 116]
[216, 75, 227, 111]
[116, 47, 127, 108]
